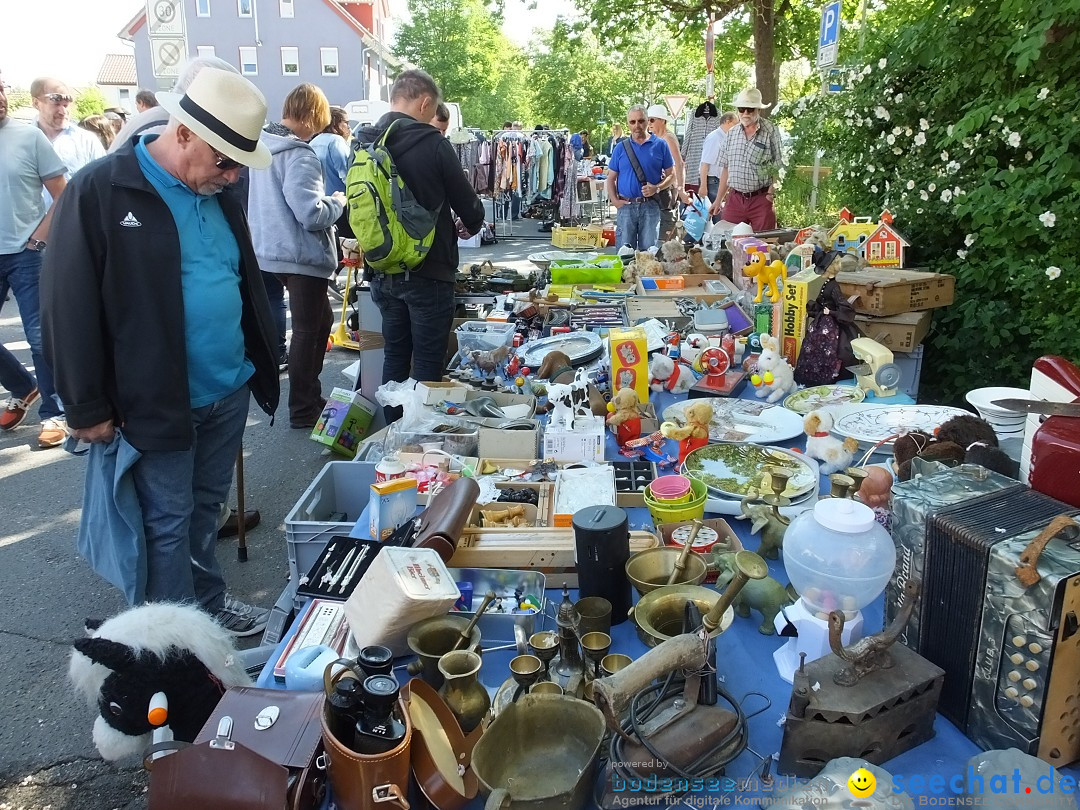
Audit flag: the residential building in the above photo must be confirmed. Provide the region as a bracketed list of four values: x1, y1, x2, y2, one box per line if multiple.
[96, 54, 139, 115]
[118, 0, 401, 117]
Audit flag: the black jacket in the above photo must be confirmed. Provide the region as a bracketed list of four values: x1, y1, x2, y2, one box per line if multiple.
[358, 113, 485, 283]
[41, 141, 280, 452]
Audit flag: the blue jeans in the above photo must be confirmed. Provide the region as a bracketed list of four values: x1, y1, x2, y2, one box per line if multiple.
[0, 249, 62, 420]
[129, 384, 249, 611]
[262, 271, 288, 363]
[615, 200, 661, 251]
[0, 343, 36, 401]
[369, 273, 455, 421]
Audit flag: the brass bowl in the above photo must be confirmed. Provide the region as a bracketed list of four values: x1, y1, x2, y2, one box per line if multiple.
[406, 616, 482, 689]
[629, 585, 734, 648]
[625, 548, 709, 596]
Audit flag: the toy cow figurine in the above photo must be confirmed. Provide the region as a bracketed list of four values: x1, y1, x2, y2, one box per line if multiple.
[69, 603, 251, 761]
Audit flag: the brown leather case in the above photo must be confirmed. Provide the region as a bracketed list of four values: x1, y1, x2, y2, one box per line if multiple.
[148, 739, 290, 810]
[412, 476, 480, 562]
[402, 678, 479, 810]
[320, 698, 413, 810]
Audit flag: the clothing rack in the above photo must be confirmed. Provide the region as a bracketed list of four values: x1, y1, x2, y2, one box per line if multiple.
[489, 129, 575, 240]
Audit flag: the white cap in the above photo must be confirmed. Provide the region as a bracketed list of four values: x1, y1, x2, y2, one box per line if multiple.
[813, 498, 876, 533]
[646, 104, 668, 121]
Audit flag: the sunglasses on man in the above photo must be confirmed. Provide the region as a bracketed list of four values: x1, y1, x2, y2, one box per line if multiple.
[210, 145, 241, 171]
[42, 93, 74, 104]
[738, 107, 757, 113]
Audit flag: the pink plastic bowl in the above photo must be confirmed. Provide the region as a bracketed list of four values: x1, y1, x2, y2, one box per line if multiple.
[648, 475, 692, 502]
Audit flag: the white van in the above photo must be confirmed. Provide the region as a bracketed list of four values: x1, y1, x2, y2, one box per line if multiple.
[344, 98, 463, 137]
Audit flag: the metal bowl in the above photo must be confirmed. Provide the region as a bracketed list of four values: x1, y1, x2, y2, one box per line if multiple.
[629, 585, 733, 648]
[625, 548, 709, 596]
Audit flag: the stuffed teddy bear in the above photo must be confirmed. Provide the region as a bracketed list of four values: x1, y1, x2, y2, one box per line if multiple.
[649, 353, 695, 395]
[606, 387, 643, 445]
[660, 400, 713, 443]
[752, 335, 797, 403]
[803, 410, 861, 474]
[893, 413, 1015, 481]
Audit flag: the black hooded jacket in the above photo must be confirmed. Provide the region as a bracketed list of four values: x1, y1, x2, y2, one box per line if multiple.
[357, 112, 485, 282]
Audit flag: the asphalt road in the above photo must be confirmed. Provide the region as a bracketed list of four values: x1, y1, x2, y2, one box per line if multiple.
[0, 234, 544, 808]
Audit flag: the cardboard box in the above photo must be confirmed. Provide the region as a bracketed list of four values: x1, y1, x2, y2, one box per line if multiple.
[552, 466, 617, 527]
[780, 268, 828, 366]
[543, 414, 605, 463]
[638, 276, 685, 291]
[836, 268, 955, 316]
[854, 310, 932, 353]
[310, 388, 377, 458]
[477, 424, 539, 460]
[369, 478, 418, 541]
[608, 326, 650, 402]
[417, 381, 469, 406]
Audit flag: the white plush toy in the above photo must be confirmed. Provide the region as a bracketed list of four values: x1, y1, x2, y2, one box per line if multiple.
[803, 410, 860, 474]
[649, 354, 695, 395]
[753, 335, 797, 403]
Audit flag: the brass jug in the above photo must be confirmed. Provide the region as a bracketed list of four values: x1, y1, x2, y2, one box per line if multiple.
[438, 649, 490, 733]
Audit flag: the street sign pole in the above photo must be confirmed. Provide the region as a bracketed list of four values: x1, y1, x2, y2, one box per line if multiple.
[811, 1, 841, 214]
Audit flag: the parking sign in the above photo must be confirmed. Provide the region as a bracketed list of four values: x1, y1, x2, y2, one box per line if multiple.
[817, 1, 841, 68]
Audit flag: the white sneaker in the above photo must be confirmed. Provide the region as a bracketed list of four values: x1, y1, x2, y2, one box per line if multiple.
[213, 595, 271, 638]
[38, 417, 69, 449]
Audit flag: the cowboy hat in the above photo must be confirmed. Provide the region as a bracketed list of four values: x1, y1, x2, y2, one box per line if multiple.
[732, 88, 769, 109]
[646, 103, 669, 121]
[158, 68, 271, 169]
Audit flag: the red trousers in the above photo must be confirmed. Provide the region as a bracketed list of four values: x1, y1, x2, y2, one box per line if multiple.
[723, 192, 777, 232]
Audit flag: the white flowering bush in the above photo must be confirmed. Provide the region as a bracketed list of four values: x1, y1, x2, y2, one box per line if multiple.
[777, 0, 1080, 401]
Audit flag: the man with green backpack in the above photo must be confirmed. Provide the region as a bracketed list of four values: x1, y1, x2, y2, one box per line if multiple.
[348, 69, 484, 413]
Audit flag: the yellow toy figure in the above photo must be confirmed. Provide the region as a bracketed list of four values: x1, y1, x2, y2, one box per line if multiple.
[743, 245, 788, 303]
[660, 400, 713, 464]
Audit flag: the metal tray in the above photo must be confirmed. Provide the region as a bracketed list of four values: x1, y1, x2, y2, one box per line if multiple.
[447, 567, 547, 644]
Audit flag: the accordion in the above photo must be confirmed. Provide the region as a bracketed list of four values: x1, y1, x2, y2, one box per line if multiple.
[890, 473, 1080, 767]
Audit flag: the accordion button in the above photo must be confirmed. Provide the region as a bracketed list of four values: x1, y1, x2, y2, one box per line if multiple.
[1008, 671, 1022, 682]
[1005, 687, 1019, 699]
[1010, 653, 1024, 665]
[1029, 642, 1044, 655]
[1020, 696, 1035, 708]
[1012, 635, 1027, 647]
[1026, 660, 1040, 672]
[1022, 678, 1038, 691]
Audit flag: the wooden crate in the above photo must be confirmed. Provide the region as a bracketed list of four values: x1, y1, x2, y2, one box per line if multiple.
[836, 268, 955, 316]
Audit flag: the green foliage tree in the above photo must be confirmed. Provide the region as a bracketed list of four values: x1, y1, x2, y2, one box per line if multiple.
[74, 87, 107, 119]
[393, 0, 531, 128]
[782, 0, 1080, 403]
[4, 86, 32, 111]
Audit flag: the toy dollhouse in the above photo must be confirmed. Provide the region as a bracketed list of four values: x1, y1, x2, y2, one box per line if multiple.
[827, 209, 908, 267]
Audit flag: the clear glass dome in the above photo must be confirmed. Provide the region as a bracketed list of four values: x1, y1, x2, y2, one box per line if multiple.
[783, 498, 896, 615]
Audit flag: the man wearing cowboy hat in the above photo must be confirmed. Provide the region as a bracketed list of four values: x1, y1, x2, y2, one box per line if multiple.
[709, 88, 784, 231]
[41, 69, 281, 636]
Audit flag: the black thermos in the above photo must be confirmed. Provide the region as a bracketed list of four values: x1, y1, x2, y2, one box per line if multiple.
[572, 505, 631, 626]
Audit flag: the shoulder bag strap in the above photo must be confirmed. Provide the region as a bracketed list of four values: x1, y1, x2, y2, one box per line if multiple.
[619, 140, 648, 186]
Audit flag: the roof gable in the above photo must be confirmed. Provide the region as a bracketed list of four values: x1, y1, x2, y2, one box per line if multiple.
[97, 53, 137, 85]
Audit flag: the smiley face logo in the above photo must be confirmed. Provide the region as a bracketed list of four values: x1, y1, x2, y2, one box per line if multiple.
[848, 768, 877, 798]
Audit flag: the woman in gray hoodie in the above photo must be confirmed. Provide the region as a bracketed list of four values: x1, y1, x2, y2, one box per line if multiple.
[248, 84, 346, 428]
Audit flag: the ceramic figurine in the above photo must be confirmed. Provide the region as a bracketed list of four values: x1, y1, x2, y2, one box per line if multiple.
[648, 353, 694, 395]
[751, 335, 797, 403]
[737, 494, 789, 560]
[713, 550, 794, 635]
[803, 410, 860, 474]
[605, 387, 643, 446]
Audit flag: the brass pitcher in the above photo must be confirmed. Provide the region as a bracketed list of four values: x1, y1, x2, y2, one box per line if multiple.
[438, 649, 490, 733]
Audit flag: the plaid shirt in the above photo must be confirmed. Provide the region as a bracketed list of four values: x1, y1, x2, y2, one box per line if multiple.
[718, 118, 783, 193]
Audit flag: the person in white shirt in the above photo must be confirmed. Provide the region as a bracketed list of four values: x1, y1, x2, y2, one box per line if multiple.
[699, 111, 738, 219]
[31, 77, 105, 202]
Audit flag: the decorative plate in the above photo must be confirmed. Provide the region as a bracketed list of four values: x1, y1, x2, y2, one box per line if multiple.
[682, 443, 817, 500]
[831, 404, 971, 452]
[783, 385, 866, 415]
[521, 332, 604, 369]
[663, 399, 805, 444]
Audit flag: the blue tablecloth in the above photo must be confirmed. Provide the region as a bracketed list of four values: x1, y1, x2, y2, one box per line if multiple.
[259, 382, 1080, 806]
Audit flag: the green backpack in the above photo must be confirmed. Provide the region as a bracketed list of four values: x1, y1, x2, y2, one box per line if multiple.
[346, 118, 441, 274]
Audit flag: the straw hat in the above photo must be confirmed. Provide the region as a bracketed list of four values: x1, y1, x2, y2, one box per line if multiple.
[158, 68, 271, 169]
[732, 88, 769, 109]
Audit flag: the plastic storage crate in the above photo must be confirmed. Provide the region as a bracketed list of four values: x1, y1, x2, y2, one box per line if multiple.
[549, 256, 623, 285]
[454, 321, 516, 356]
[284, 461, 378, 585]
[551, 224, 606, 250]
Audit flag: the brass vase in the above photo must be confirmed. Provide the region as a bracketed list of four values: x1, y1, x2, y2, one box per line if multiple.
[437, 649, 490, 733]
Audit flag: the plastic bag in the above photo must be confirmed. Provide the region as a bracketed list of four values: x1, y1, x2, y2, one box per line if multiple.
[682, 195, 711, 243]
[375, 378, 479, 457]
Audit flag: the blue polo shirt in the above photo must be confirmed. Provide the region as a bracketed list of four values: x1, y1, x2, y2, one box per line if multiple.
[609, 135, 674, 199]
[135, 135, 254, 408]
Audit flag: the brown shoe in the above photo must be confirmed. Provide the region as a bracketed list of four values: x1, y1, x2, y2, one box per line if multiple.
[38, 417, 68, 448]
[217, 508, 261, 539]
[0, 387, 40, 431]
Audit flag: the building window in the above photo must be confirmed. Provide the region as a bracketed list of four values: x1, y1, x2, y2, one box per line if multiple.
[197, 45, 216, 57]
[281, 46, 299, 76]
[196, 0, 211, 16]
[238, 0, 253, 17]
[321, 47, 339, 76]
[885, 241, 897, 259]
[239, 46, 258, 76]
[869, 242, 881, 260]
[279, 0, 294, 17]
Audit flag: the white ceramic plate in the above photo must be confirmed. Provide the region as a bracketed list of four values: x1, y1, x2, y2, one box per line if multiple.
[830, 404, 971, 452]
[965, 387, 1033, 417]
[682, 443, 817, 499]
[663, 399, 805, 444]
[783, 384, 866, 415]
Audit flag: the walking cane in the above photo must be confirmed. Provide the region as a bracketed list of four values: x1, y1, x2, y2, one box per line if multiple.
[236, 447, 248, 562]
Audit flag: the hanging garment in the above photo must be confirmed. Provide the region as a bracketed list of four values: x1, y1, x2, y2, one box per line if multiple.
[681, 112, 720, 181]
[472, 139, 492, 195]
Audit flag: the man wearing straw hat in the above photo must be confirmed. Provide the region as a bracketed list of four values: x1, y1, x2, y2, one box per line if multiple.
[708, 88, 784, 231]
[41, 69, 280, 636]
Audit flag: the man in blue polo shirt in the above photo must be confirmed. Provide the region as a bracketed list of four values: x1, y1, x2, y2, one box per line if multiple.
[605, 104, 674, 250]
